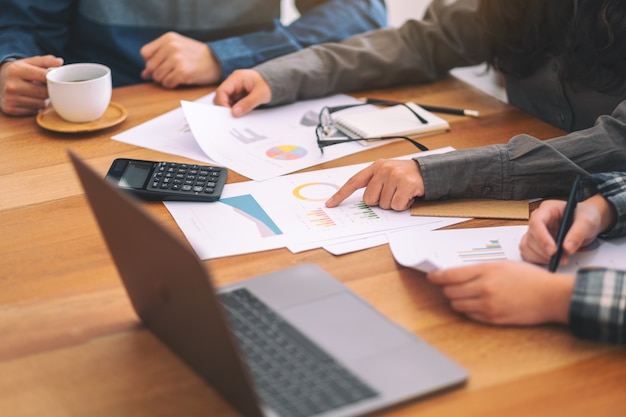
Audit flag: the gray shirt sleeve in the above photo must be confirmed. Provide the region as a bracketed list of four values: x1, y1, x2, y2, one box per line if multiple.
[255, 0, 485, 106]
[253, 0, 626, 202]
[417, 101, 626, 200]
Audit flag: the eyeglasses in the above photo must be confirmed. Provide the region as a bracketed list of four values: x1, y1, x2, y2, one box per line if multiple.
[315, 98, 429, 154]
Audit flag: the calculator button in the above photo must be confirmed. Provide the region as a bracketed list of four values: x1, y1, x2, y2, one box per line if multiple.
[128, 160, 228, 201]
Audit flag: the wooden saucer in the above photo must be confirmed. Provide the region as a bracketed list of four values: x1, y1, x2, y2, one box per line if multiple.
[36, 102, 127, 133]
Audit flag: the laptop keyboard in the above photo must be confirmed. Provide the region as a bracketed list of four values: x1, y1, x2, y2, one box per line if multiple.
[219, 288, 378, 417]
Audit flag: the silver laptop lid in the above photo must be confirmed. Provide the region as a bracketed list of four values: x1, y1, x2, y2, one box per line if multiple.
[70, 151, 264, 417]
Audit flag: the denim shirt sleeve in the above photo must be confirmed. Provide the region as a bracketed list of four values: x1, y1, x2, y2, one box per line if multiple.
[257, 0, 484, 106]
[209, 0, 387, 80]
[0, 0, 76, 62]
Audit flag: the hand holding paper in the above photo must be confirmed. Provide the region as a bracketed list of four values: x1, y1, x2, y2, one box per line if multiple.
[388, 225, 626, 273]
[426, 261, 574, 325]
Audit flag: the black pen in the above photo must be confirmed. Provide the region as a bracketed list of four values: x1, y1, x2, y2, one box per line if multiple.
[417, 104, 480, 118]
[548, 176, 581, 272]
[362, 98, 479, 118]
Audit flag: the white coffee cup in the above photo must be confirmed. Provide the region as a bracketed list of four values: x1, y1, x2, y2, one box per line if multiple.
[46, 63, 112, 123]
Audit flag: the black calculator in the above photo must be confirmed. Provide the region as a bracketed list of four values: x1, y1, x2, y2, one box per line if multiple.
[105, 158, 228, 202]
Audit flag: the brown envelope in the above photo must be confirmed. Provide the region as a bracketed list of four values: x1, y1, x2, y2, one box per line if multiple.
[411, 198, 529, 220]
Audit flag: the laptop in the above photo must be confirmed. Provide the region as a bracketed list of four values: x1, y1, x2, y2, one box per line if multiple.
[70, 152, 467, 417]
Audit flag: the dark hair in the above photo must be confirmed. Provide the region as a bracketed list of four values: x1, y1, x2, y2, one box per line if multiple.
[478, 0, 626, 94]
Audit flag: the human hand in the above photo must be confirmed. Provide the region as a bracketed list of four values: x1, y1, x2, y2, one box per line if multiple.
[213, 69, 271, 117]
[0, 55, 63, 116]
[325, 159, 424, 211]
[427, 261, 575, 325]
[140, 32, 221, 88]
[520, 194, 616, 265]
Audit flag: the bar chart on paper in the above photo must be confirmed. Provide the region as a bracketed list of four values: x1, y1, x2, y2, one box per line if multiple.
[304, 201, 381, 229]
[165, 150, 470, 259]
[456, 239, 508, 263]
[306, 208, 336, 228]
[388, 226, 526, 272]
[390, 225, 626, 273]
[250, 166, 450, 247]
[287, 179, 388, 233]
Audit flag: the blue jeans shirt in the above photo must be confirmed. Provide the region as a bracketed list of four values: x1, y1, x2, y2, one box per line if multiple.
[0, 0, 386, 86]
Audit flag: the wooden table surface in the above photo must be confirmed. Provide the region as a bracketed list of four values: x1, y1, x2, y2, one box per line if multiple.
[1, 77, 625, 417]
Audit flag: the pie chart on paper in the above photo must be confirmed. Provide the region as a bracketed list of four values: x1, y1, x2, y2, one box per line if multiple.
[266, 145, 307, 160]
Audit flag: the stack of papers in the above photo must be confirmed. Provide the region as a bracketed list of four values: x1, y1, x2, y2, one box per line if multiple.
[112, 94, 471, 258]
[164, 149, 470, 259]
[113, 93, 423, 181]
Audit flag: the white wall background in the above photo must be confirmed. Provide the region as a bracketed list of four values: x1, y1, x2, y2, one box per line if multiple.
[281, 0, 506, 102]
[281, 0, 429, 23]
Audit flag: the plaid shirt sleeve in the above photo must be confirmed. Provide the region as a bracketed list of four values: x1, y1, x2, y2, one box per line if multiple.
[569, 170, 626, 343]
[570, 268, 626, 344]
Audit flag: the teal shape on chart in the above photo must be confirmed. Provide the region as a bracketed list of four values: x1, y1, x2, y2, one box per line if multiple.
[219, 194, 283, 236]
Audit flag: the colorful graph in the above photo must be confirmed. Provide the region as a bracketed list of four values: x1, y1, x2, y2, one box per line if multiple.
[219, 194, 282, 237]
[457, 239, 507, 263]
[266, 145, 307, 160]
[349, 202, 380, 220]
[292, 182, 339, 201]
[306, 208, 336, 228]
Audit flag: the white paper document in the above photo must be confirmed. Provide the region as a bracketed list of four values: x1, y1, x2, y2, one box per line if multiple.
[164, 148, 469, 259]
[114, 93, 413, 181]
[388, 225, 626, 273]
[113, 93, 217, 164]
[180, 97, 405, 181]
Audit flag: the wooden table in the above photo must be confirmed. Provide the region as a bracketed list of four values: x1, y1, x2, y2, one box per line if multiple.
[1, 78, 624, 417]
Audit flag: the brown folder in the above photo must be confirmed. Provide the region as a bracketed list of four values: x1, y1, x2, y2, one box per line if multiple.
[411, 198, 529, 220]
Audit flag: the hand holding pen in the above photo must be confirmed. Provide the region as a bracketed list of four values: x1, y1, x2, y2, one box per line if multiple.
[520, 179, 617, 269]
[548, 176, 581, 272]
